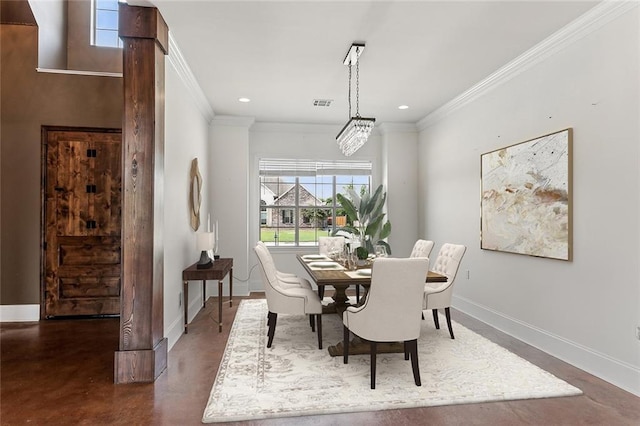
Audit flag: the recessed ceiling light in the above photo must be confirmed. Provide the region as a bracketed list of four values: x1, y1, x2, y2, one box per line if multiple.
[238, 97, 251, 103]
[398, 105, 409, 110]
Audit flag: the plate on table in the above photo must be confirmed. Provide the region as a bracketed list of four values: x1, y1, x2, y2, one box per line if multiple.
[308, 261, 341, 269]
[302, 254, 331, 261]
[356, 268, 372, 276]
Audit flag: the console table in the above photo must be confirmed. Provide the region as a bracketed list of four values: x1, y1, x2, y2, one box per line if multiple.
[182, 258, 233, 333]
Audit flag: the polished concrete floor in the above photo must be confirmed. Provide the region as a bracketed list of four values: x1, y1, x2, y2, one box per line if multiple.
[1, 294, 639, 425]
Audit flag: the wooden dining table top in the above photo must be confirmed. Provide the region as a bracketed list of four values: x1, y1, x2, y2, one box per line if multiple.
[296, 254, 447, 286]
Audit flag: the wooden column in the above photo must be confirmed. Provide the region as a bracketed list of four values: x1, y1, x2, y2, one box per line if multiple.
[114, 4, 168, 384]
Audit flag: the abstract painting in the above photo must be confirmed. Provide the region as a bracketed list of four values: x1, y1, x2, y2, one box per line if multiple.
[481, 129, 572, 261]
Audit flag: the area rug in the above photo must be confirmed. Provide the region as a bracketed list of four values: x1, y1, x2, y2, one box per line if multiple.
[202, 299, 581, 423]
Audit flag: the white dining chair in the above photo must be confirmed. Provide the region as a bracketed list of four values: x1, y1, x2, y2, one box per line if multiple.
[422, 243, 467, 339]
[343, 257, 430, 389]
[256, 241, 313, 290]
[254, 244, 323, 349]
[410, 239, 434, 259]
[318, 236, 346, 256]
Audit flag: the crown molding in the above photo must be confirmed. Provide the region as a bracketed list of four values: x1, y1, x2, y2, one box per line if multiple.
[212, 115, 256, 128]
[167, 32, 215, 123]
[377, 122, 418, 135]
[417, 0, 639, 131]
[250, 121, 340, 134]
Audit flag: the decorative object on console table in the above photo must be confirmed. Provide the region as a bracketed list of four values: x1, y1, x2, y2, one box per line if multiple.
[213, 219, 220, 260]
[481, 128, 572, 261]
[196, 232, 214, 269]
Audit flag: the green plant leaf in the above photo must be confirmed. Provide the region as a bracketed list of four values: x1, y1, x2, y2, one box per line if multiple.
[336, 193, 358, 223]
[360, 185, 382, 217]
[365, 213, 384, 237]
[345, 188, 361, 212]
[376, 240, 392, 255]
[335, 183, 392, 254]
[379, 221, 391, 240]
[332, 225, 359, 236]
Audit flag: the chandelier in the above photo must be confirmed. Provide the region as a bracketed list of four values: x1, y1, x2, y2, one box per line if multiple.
[336, 43, 375, 156]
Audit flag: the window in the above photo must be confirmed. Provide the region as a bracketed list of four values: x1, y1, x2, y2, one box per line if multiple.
[92, 0, 123, 48]
[259, 159, 372, 247]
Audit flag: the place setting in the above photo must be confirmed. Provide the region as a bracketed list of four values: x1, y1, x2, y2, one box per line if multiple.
[344, 267, 371, 278]
[307, 261, 345, 271]
[301, 254, 332, 262]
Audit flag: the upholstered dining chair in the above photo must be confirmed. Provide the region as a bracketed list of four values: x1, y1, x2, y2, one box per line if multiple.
[410, 239, 434, 259]
[343, 257, 430, 389]
[423, 243, 467, 339]
[256, 241, 313, 290]
[318, 236, 345, 256]
[254, 244, 323, 349]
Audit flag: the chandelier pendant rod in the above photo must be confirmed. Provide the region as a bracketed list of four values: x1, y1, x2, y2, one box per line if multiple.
[336, 42, 375, 157]
[355, 49, 360, 117]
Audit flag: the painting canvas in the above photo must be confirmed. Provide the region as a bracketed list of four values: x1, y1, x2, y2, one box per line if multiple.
[481, 129, 572, 261]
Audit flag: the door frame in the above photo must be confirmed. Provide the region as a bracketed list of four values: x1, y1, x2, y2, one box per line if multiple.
[40, 125, 122, 319]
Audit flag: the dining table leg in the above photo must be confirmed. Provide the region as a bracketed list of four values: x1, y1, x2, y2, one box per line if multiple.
[321, 284, 351, 314]
[328, 337, 404, 357]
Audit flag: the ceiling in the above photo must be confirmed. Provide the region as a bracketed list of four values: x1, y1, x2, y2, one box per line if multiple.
[140, 1, 598, 125]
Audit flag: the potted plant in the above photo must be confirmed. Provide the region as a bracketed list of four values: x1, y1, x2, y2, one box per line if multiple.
[333, 184, 391, 259]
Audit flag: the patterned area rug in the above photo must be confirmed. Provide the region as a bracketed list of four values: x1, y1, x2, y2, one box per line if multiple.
[202, 299, 581, 423]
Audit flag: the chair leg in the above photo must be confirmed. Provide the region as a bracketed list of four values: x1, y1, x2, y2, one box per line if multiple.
[266, 311, 273, 335]
[432, 309, 440, 329]
[445, 307, 455, 339]
[408, 339, 421, 386]
[316, 314, 323, 350]
[355, 285, 360, 303]
[310, 314, 315, 332]
[343, 325, 350, 364]
[404, 341, 409, 360]
[370, 341, 377, 389]
[267, 311, 277, 348]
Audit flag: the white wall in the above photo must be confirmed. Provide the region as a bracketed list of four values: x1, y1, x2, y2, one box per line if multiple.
[163, 57, 211, 349]
[418, 8, 639, 395]
[379, 123, 419, 257]
[208, 117, 254, 298]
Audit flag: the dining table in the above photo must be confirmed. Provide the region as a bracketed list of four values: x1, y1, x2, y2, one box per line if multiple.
[297, 254, 448, 356]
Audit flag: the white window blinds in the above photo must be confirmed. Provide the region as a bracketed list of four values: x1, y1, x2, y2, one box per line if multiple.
[259, 159, 372, 177]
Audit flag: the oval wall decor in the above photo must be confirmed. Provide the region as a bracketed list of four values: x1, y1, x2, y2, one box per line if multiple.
[190, 158, 202, 231]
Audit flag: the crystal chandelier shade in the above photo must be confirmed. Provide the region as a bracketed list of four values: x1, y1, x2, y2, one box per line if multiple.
[336, 43, 375, 157]
[336, 117, 376, 157]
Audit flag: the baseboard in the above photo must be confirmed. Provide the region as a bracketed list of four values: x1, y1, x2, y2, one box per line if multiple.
[165, 313, 184, 352]
[453, 295, 640, 397]
[165, 282, 252, 352]
[0, 304, 40, 322]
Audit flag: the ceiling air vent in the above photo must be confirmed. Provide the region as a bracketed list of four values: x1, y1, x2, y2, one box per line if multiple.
[313, 99, 333, 107]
